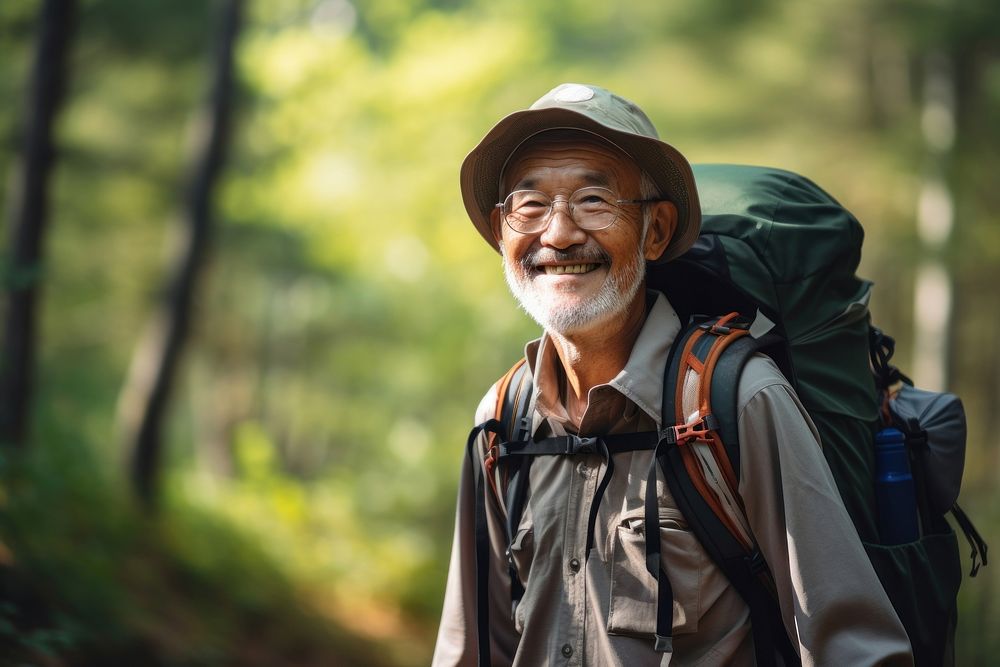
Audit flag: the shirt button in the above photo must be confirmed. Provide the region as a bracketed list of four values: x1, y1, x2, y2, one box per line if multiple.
[561, 644, 573, 658]
[577, 462, 589, 476]
[569, 557, 581, 573]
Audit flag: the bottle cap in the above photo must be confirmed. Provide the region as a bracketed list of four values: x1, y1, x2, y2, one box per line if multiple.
[876, 427, 905, 446]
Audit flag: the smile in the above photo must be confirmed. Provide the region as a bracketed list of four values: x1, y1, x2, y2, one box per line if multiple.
[540, 263, 601, 275]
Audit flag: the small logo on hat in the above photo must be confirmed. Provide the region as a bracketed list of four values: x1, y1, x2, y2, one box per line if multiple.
[553, 84, 595, 103]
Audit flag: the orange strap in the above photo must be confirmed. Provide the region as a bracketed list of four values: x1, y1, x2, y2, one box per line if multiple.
[673, 314, 752, 548]
[677, 433, 752, 550]
[485, 358, 528, 500]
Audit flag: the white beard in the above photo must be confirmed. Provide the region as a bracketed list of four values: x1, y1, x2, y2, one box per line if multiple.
[502, 243, 646, 336]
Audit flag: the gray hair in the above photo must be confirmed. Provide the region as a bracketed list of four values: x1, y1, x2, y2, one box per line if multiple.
[639, 170, 659, 237]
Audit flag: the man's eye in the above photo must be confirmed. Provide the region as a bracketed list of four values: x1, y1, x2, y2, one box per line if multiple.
[575, 192, 614, 209]
[512, 194, 549, 211]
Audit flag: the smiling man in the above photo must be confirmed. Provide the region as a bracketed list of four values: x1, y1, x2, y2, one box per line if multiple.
[432, 84, 912, 666]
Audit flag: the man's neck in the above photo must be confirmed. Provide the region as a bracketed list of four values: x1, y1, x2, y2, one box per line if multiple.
[548, 291, 649, 425]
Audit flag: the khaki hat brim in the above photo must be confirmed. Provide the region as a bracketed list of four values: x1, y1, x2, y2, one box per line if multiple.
[460, 106, 700, 264]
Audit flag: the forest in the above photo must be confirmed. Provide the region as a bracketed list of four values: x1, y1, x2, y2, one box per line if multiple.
[1, 0, 998, 664]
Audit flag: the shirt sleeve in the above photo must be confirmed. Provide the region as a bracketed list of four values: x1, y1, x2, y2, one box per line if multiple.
[736, 356, 914, 667]
[432, 386, 521, 667]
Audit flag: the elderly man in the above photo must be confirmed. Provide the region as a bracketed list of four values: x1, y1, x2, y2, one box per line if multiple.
[433, 83, 912, 666]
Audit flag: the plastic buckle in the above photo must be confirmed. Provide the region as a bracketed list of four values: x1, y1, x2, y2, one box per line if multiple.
[700, 314, 749, 336]
[517, 415, 532, 440]
[572, 436, 598, 454]
[902, 417, 929, 451]
[665, 418, 713, 445]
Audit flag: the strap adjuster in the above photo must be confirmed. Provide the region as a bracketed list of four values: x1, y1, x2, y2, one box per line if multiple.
[659, 415, 719, 446]
[554, 435, 599, 454]
[699, 315, 749, 336]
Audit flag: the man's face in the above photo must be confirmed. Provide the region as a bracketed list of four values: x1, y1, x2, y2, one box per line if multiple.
[494, 135, 651, 336]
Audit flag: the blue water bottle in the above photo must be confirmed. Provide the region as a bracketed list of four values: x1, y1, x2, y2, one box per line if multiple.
[874, 427, 920, 544]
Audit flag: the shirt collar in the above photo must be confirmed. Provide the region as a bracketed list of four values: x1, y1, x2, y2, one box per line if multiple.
[523, 290, 683, 431]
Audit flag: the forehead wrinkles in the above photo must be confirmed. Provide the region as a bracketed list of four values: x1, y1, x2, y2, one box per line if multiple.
[502, 139, 639, 194]
[509, 165, 613, 192]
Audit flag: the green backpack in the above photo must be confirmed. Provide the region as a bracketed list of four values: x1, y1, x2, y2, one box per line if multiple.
[471, 164, 987, 666]
[652, 164, 986, 664]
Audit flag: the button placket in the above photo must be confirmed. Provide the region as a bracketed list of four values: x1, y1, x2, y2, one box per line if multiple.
[561, 454, 595, 665]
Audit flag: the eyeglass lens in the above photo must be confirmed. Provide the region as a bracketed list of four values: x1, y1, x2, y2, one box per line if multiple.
[503, 187, 621, 232]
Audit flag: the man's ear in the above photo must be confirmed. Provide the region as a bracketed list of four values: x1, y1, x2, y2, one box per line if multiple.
[643, 201, 677, 261]
[490, 207, 504, 247]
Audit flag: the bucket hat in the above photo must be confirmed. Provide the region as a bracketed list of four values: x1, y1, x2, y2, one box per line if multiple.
[460, 83, 700, 263]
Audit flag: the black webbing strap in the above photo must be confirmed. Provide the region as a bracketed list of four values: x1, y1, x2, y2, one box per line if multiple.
[495, 431, 661, 558]
[467, 419, 504, 667]
[504, 455, 529, 614]
[492, 361, 534, 617]
[497, 431, 659, 458]
[646, 435, 676, 655]
[951, 503, 989, 577]
[897, 416, 935, 539]
[585, 437, 615, 555]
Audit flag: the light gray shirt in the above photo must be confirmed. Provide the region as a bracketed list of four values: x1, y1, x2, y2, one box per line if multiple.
[433, 293, 912, 666]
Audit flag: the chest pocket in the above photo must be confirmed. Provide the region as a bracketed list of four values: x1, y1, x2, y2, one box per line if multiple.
[607, 506, 704, 637]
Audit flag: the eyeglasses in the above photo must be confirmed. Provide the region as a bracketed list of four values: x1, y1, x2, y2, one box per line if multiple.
[496, 187, 668, 234]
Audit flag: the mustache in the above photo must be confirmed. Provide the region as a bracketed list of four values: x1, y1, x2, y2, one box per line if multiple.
[519, 246, 611, 270]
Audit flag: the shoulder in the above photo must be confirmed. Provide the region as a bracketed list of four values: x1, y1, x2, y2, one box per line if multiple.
[735, 353, 820, 446]
[474, 381, 500, 426]
[736, 353, 795, 412]
[735, 353, 816, 435]
[473, 358, 532, 426]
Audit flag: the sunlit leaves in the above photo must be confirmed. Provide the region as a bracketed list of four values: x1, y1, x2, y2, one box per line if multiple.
[4, 0, 999, 662]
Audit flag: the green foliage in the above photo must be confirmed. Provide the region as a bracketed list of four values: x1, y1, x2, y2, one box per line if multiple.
[0, 432, 399, 666]
[2, 0, 999, 664]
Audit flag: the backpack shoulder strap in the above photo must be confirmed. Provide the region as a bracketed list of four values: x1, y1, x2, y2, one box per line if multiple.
[484, 359, 533, 505]
[471, 361, 533, 667]
[656, 313, 798, 666]
[499, 358, 533, 442]
[484, 359, 535, 621]
[707, 327, 787, 479]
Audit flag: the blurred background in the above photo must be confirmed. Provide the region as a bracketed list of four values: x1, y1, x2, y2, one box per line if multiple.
[0, 0, 998, 664]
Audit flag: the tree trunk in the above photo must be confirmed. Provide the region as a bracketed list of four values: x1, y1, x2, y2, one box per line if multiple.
[0, 0, 77, 448]
[911, 51, 956, 392]
[117, 0, 243, 508]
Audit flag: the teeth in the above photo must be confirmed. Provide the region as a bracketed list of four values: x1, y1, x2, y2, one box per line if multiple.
[542, 263, 599, 275]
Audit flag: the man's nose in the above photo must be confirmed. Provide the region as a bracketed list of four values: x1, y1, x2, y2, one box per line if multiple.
[539, 202, 588, 249]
